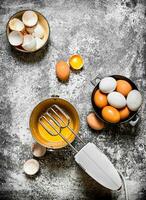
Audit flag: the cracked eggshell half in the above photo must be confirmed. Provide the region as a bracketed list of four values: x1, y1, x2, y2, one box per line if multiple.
[32, 143, 46, 157]
[32, 23, 44, 39]
[26, 25, 36, 34]
[22, 10, 38, 27]
[9, 18, 25, 32]
[8, 30, 23, 46]
[22, 34, 36, 51]
[35, 37, 44, 50]
[23, 159, 39, 175]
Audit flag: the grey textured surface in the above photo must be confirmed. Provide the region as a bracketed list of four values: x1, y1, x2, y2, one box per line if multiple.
[0, 0, 146, 199]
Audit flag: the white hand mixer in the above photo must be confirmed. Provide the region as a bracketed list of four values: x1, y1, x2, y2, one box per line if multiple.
[39, 104, 128, 200]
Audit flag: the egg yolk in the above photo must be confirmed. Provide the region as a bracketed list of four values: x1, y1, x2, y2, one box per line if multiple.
[116, 80, 132, 96]
[69, 54, 84, 70]
[94, 90, 108, 108]
[102, 106, 120, 123]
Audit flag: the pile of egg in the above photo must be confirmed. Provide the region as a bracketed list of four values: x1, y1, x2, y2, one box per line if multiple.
[8, 11, 45, 51]
[94, 77, 142, 123]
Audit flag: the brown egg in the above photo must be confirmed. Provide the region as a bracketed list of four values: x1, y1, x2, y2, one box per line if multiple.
[116, 80, 132, 96]
[94, 90, 108, 108]
[119, 106, 130, 120]
[56, 60, 70, 81]
[87, 112, 105, 130]
[102, 106, 120, 123]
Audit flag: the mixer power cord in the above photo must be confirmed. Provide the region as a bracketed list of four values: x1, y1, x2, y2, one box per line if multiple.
[118, 172, 129, 200]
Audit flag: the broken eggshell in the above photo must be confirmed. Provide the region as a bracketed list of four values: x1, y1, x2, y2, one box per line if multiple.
[23, 159, 39, 175]
[35, 37, 44, 50]
[31, 143, 46, 157]
[26, 25, 36, 34]
[7, 10, 50, 53]
[22, 10, 38, 27]
[9, 18, 25, 32]
[8, 30, 23, 46]
[32, 23, 44, 39]
[22, 34, 36, 51]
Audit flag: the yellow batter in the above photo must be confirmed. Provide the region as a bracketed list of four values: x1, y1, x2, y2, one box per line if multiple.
[38, 111, 74, 143]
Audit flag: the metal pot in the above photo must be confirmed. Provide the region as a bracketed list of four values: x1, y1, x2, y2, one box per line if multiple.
[91, 75, 140, 126]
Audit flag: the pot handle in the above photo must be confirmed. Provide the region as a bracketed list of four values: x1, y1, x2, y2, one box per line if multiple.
[91, 75, 101, 86]
[129, 114, 140, 126]
[51, 95, 59, 98]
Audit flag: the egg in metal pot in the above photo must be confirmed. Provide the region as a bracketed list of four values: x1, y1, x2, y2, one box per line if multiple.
[99, 77, 117, 93]
[94, 90, 108, 108]
[107, 92, 126, 109]
[102, 106, 120, 123]
[127, 90, 142, 111]
[116, 80, 132, 96]
[119, 106, 130, 120]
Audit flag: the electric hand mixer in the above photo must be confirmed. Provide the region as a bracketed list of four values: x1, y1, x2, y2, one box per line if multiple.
[39, 104, 128, 200]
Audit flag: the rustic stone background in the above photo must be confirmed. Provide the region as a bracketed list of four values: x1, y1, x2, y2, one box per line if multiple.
[0, 0, 146, 199]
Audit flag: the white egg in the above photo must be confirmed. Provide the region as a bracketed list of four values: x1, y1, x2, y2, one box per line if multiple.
[32, 23, 44, 39]
[107, 92, 126, 109]
[99, 77, 117, 93]
[127, 90, 142, 111]
[22, 34, 36, 51]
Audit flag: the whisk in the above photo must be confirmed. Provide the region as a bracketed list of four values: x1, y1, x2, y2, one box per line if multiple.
[39, 104, 85, 153]
[39, 104, 128, 199]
